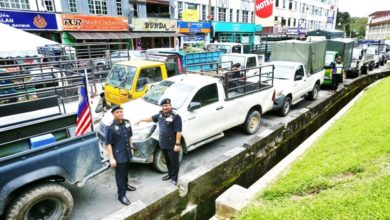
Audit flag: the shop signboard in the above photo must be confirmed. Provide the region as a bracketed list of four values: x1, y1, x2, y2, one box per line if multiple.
[132, 18, 177, 32]
[61, 14, 128, 31]
[177, 21, 210, 33]
[182, 9, 199, 22]
[254, 0, 275, 27]
[0, 10, 58, 30]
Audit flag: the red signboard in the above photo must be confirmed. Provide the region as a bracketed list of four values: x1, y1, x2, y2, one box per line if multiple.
[255, 0, 273, 18]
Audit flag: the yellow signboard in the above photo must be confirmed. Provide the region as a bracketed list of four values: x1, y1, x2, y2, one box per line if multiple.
[182, 9, 199, 22]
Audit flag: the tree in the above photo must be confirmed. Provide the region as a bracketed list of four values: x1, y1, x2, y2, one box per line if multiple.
[336, 11, 351, 36]
[350, 17, 368, 39]
[336, 11, 367, 39]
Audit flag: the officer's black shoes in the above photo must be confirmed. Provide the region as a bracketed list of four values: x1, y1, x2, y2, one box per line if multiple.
[171, 180, 177, 185]
[126, 184, 136, 191]
[118, 196, 131, 206]
[162, 175, 171, 181]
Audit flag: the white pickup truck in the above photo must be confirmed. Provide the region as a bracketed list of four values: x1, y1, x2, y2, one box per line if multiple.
[366, 46, 381, 68]
[98, 68, 275, 172]
[349, 47, 375, 77]
[219, 53, 265, 77]
[269, 61, 324, 116]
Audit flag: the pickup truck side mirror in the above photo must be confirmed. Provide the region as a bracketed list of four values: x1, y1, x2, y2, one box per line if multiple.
[294, 75, 303, 81]
[188, 102, 201, 111]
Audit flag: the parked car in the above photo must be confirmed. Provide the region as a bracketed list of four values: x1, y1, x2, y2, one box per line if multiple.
[98, 67, 275, 172]
[0, 96, 108, 220]
[349, 47, 375, 77]
[270, 40, 325, 116]
[269, 61, 324, 116]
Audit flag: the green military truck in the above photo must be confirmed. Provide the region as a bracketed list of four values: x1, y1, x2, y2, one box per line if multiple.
[323, 38, 354, 86]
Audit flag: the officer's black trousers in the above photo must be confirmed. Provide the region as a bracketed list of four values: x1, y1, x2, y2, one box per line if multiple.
[115, 163, 129, 198]
[332, 74, 342, 91]
[162, 149, 180, 181]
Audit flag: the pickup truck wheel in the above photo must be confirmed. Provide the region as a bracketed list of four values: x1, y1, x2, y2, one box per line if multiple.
[361, 66, 368, 75]
[307, 83, 320, 101]
[153, 148, 183, 173]
[278, 96, 291, 117]
[243, 110, 261, 134]
[6, 183, 73, 220]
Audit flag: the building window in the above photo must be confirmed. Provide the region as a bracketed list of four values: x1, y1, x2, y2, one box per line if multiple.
[229, 9, 233, 22]
[147, 3, 169, 18]
[211, 6, 215, 21]
[0, 0, 30, 9]
[187, 3, 197, 10]
[282, 0, 286, 8]
[69, 0, 77, 13]
[275, 0, 279, 7]
[287, 18, 291, 26]
[44, 0, 54, 11]
[293, 18, 296, 27]
[236, 10, 240, 22]
[242, 10, 249, 23]
[251, 11, 253, 23]
[288, 0, 292, 10]
[178, 1, 183, 19]
[133, 4, 138, 17]
[116, 0, 122, 15]
[88, 0, 107, 15]
[294, 1, 297, 10]
[218, 8, 226, 21]
[281, 17, 286, 26]
[202, 5, 207, 20]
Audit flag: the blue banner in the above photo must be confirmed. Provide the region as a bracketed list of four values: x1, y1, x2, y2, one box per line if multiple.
[0, 10, 58, 30]
[177, 21, 211, 33]
[183, 33, 205, 42]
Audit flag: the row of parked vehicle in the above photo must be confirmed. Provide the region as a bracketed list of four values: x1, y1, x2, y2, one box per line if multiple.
[97, 38, 389, 173]
[0, 38, 387, 220]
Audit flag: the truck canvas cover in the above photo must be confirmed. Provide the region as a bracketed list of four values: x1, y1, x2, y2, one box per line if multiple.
[271, 40, 326, 73]
[326, 38, 355, 67]
[307, 29, 345, 39]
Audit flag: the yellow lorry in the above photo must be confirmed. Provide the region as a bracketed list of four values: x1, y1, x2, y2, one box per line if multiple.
[104, 60, 170, 107]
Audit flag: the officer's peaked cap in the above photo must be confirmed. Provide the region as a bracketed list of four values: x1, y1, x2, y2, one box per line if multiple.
[160, 98, 171, 106]
[111, 105, 123, 113]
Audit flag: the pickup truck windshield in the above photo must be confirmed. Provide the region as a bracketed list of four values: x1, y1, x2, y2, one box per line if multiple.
[107, 64, 137, 89]
[325, 53, 336, 65]
[220, 56, 245, 68]
[352, 49, 362, 60]
[143, 80, 195, 108]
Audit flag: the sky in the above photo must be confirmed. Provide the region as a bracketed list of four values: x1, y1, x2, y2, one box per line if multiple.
[338, 0, 390, 17]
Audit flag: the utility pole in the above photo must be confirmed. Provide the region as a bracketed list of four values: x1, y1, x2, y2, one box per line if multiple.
[208, 0, 211, 20]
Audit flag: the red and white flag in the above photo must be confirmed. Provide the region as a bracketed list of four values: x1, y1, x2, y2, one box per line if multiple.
[75, 85, 92, 136]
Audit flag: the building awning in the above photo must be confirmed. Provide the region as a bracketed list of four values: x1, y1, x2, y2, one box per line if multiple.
[69, 32, 141, 40]
[137, 32, 185, 38]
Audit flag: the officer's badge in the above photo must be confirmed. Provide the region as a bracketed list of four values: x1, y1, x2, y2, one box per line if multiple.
[125, 122, 131, 128]
[115, 125, 119, 131]
[166, 117, 173, 122]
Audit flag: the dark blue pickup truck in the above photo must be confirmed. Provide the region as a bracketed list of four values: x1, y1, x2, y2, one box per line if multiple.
[0, 96, 109, 219]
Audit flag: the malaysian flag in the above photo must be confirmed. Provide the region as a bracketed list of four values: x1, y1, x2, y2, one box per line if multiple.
[75, 83, 92, 136]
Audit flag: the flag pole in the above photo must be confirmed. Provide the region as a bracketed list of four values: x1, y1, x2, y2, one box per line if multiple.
[83, 70, 94, 131]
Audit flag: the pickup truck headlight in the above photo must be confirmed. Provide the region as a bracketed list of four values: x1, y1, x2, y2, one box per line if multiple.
[132, 125, 156, 141]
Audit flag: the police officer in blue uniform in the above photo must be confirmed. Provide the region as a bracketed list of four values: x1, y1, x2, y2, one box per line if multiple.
[106, 105, 137, 206]
[135, 98, 182, 185]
